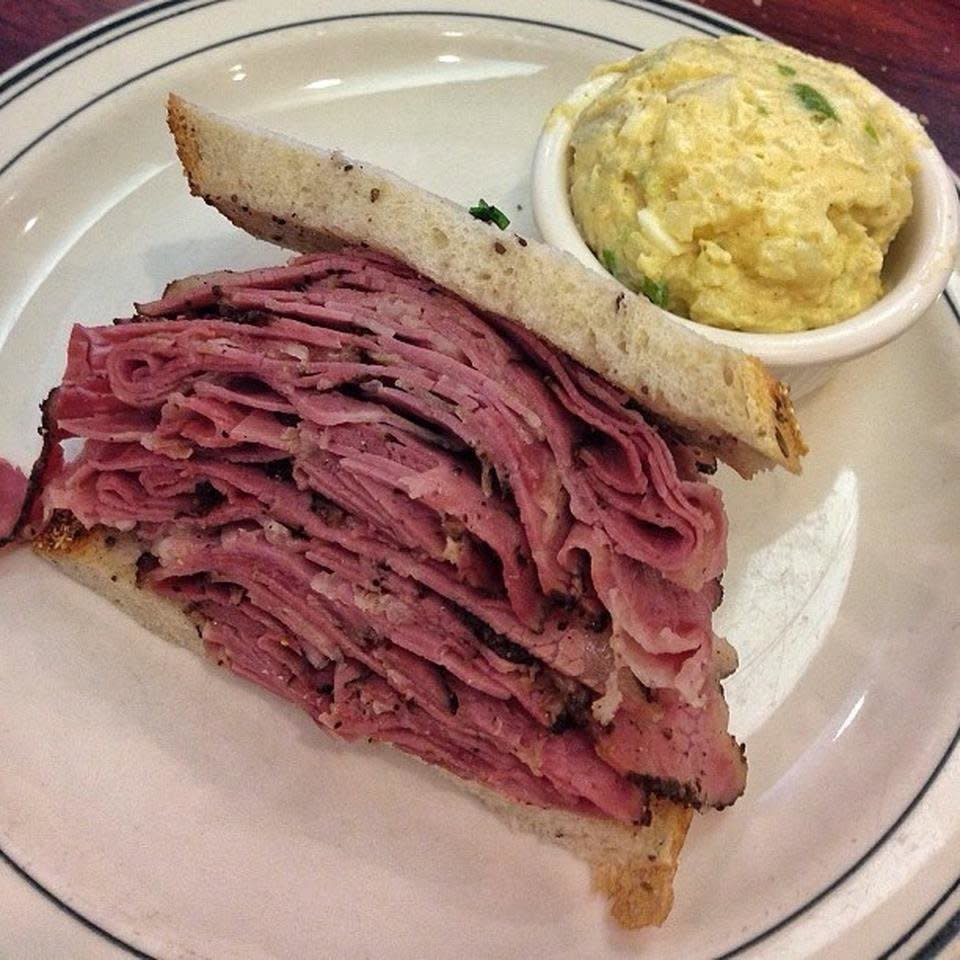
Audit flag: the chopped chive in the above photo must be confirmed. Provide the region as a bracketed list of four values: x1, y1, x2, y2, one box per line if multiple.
[864, 121, 879, 143]
[776, 63, 797, 76]
[757, 104, 770, 116]
[791, 82, 839, 122]
[601, 248, 617, 275]
[469, 199, 510, 230]
[640, 276, 669, 308]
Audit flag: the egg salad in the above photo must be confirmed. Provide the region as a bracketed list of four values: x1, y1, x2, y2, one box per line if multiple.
[567, 36, 923, 332]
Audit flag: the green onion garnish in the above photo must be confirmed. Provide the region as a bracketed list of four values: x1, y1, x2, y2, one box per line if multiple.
[864, 121, 879, 143]
[777, 63, 797, 76]
[601, 248, 617, 275]
[469, 199, 510, 230]
[640, 277, 669, 308]
[792, 82, 839, 122]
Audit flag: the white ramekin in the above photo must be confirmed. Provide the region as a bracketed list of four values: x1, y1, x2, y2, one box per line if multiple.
[532, 78, 960, 398]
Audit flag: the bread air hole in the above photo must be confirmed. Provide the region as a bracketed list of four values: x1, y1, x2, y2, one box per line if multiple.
[432, 228, 449, 249]
[723, 363, 734, 387]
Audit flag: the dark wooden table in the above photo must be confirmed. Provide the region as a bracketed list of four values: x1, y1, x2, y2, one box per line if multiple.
[1, 0, 957, 170]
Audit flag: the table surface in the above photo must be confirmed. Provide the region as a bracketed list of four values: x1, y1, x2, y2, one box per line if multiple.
[1, 0, 959, 170]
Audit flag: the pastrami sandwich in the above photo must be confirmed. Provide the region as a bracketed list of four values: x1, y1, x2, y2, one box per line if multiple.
[0, 95, 805, 928]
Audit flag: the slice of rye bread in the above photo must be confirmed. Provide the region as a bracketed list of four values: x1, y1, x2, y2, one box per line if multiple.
[33, 514, 693, 928]
[166, 93, 805, 478]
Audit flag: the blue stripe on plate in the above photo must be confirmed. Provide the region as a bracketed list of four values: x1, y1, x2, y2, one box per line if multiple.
[879, 876, 960, 959]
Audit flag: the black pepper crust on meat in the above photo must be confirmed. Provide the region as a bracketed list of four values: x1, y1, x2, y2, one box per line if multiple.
[628, 774, 703, 810]
[458, 608, 537, 666]
[455, 607, 598, 734]
[216, 306, 272, 327]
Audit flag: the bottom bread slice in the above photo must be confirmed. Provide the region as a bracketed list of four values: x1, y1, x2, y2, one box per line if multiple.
[33, 516, 693, 928]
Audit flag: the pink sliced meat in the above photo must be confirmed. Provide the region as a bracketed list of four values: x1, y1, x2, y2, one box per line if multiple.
[18, 245, 746, 820]
[500, 318, 727, 591]
[0, 460, 28, 541]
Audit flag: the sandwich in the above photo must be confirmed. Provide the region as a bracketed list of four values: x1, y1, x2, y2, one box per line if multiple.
[0, 94, 805, 928]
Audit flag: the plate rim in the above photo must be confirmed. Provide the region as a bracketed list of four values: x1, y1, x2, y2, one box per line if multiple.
[1, 2, 958, 957]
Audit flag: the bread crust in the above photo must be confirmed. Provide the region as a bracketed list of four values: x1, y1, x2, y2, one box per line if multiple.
[166, 94, 805, 477]
[33, 515, 691, 928]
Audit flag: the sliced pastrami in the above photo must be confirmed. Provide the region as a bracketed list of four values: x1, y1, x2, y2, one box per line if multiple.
[0, 460, 27, 541]
[29, 246, 745, 817]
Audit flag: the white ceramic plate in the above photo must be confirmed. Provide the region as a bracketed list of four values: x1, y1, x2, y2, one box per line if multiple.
[1, 2, 958, 958]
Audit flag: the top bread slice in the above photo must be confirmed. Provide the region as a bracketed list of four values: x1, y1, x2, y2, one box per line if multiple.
[167, 94, 805, 477]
